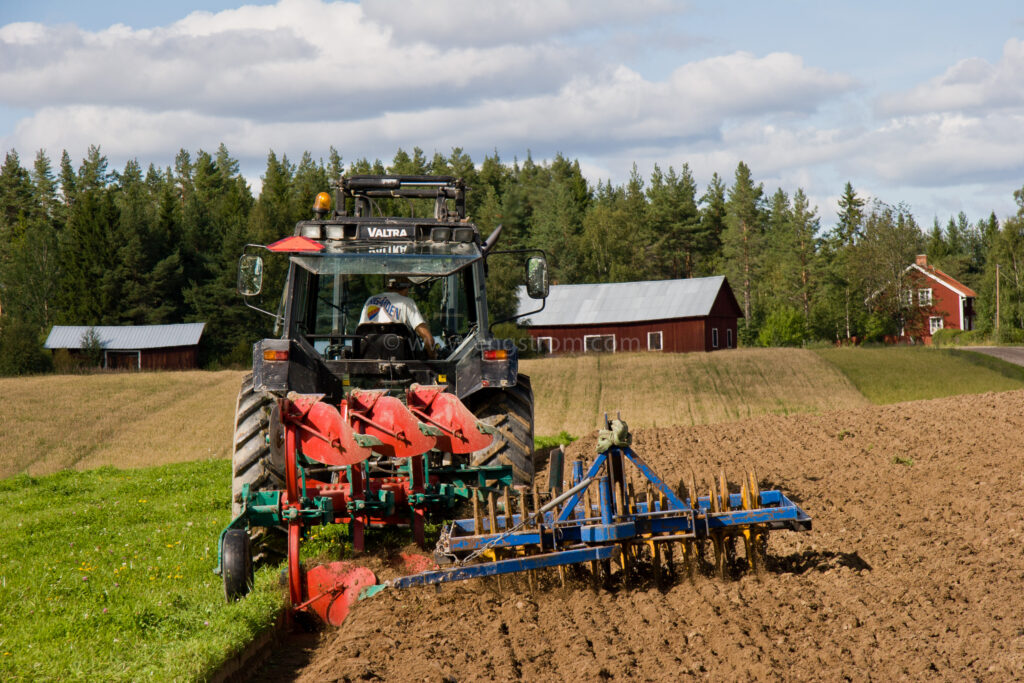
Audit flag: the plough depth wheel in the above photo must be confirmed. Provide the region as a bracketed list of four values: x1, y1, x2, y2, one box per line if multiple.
[222, 529, 254, 602]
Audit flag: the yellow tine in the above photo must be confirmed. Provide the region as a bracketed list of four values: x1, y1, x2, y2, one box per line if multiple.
[688, 468, 699, 510]
[719, 468, 729, 512]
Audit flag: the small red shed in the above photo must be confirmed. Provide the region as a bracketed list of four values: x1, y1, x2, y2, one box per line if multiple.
[901, 255, 976, 344]
[518, 276, 742, 354]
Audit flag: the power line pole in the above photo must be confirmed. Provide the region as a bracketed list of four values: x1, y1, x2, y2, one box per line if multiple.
[995, 262, 1000, 332]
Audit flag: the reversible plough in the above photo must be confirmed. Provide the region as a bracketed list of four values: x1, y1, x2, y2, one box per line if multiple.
[218, 394, 811, 626]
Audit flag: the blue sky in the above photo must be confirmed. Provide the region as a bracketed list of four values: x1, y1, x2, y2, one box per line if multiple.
[2, 0, 1024, 227]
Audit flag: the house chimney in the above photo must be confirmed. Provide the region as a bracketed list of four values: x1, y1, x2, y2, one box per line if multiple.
[915, 254, 928, 267]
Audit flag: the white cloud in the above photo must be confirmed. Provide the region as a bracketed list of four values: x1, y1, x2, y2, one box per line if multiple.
[360, 0, 684, 47]
[877, 38, 1024, 115]
[0, 0, 581, 119]
[856, 112, 1024, 186]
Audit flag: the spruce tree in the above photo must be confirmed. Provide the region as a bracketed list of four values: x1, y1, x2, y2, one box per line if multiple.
[723, 161, 764, 336]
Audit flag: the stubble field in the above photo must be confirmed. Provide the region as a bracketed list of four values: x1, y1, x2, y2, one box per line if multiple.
[524, 347, 869, 435]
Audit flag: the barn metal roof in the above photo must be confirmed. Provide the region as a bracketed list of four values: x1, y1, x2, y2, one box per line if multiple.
[44, 323, 206, 350]
[518, 276, 730, 326]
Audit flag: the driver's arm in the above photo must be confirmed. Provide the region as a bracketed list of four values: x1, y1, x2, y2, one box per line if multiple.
[414, 322, 437, 359]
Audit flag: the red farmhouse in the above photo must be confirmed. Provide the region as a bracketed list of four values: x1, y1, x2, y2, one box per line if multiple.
[901, 254, 976, 344]
[518, 276, 742, 354]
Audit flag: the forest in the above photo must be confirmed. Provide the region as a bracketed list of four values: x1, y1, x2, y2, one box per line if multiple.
[1, 142, 1023, 375]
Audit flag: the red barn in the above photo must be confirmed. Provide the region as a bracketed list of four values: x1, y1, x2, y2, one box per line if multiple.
[518, 276, 742, 354]
[44, 323, 206, 370]
[900, 255, 976, 344]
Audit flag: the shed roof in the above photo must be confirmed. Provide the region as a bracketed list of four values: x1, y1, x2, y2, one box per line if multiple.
[44, 323, 206, 350]
[518, 276, 735, 327]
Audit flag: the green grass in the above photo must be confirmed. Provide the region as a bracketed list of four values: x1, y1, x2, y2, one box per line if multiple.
[534, 430, 578, 451]
[0, 460, 284, 682]
[813, 347, 1024, 404]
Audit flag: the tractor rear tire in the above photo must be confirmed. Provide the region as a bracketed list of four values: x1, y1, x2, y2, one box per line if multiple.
[231, 373, 286, 562]
[231, 373, 283, 517]
[222, 529, 254, 601]
[467, 374, 535, 485]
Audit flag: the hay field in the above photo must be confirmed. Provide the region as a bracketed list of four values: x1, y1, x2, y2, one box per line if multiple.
[522, 348, 869, 436]
[0, 370, 244, 478]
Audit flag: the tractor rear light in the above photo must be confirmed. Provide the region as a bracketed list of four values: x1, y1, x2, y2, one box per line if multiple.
[482, 349, 508, 361]
[430, 227, 451, 242]
[452, 227, 474, 242]
[263, 349, 289, 362]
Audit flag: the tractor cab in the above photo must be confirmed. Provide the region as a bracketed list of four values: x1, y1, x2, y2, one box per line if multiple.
[284, 242, 481, 362]
[236, 175, 548, 401]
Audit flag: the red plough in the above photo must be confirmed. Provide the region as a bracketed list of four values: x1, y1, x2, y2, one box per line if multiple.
[406, 383, 495, 454]
[251, 387, 497, 626]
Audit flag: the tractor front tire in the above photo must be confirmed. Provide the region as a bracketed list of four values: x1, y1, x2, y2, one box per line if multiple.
[467, 374, 535, 485]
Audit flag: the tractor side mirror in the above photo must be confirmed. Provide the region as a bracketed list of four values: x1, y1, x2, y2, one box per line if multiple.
[525, 256, 549, 300]
[238, 254, 264, 296]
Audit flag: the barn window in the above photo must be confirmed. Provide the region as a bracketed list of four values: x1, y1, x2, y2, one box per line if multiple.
[929, 316, 943, 334]
[711, 328, 719, 349]
[584, 334, 615, 353]
[726, 328, 733, 348]
[535, 337, 553, 354]
[647, 331, 662, 351]
[918, 288, 932, 307]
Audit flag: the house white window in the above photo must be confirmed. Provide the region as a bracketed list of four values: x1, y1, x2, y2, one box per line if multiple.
[535, 337, 553, 355]
[711, 328, 719, 349]
[584, 334, 615, 353]
[726, 328, 734, 348]
[901, 290, 913, 307]
[647, 331, 663, 351]
[918, 288, 933, 307]
[929, 316, 943, 334]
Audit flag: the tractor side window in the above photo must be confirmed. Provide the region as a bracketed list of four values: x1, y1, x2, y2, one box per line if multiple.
[291, 266, 315, 336]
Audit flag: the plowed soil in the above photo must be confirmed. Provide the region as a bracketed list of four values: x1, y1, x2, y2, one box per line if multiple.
[263, 390, 1024, 681]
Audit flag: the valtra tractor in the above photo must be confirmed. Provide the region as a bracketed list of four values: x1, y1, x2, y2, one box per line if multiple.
[216, 175, 813, 627]
[216, 175, 550, 617]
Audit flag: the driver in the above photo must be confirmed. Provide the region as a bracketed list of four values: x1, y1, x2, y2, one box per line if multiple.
[359, 276, 437, 359]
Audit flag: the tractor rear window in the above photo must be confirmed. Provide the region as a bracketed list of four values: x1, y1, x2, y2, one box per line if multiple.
[293, 266, 476, 357]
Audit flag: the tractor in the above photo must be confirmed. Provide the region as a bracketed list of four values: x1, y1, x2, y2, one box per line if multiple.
[219, 175, 549, 604]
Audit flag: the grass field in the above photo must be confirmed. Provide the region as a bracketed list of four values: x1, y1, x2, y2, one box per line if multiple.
[522, 348, 870, 437]
[0, 460, 283, 682]
[812, 347, 1024, 404]
[0, 371, 243, 479]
